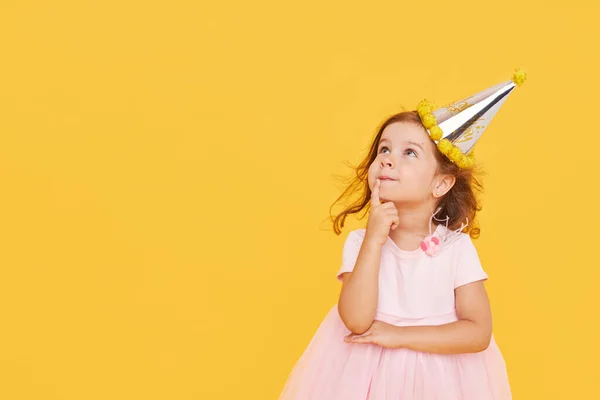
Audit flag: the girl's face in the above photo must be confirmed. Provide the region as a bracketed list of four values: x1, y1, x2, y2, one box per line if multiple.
[367, 122, 440, 205]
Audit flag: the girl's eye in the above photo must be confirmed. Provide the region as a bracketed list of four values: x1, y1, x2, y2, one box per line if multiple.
[379, 146, 390, 154]
[405, 148, 417, 157]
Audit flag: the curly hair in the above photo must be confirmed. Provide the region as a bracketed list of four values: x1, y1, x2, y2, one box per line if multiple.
[329, 111, 483, 239]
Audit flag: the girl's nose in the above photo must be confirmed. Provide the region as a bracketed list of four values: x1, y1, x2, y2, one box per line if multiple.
[380, 157, 393, 169]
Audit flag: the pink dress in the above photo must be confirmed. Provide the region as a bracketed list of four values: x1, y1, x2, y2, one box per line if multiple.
[279, 225, 511, 399]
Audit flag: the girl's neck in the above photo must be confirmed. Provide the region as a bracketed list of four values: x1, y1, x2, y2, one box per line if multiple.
[388, 203, 437, 251]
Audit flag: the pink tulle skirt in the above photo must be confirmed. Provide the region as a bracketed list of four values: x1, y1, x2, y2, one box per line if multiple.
[279, 305, 511, 400]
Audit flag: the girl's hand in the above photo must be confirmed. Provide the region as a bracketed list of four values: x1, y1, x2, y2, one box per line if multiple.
[365, 179, 399, 247]
[344, 320, 403, 349]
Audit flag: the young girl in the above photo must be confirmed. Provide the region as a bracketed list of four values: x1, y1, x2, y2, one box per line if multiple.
[279, 70, 526, 399]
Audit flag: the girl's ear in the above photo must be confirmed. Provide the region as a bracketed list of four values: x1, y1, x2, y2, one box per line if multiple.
[432, 174, 456, 198]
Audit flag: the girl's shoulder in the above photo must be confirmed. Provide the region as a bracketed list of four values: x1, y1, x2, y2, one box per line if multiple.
[347, 228, 367, 239]
[436, 224, 475, 253]
[341, 228, 367, 249]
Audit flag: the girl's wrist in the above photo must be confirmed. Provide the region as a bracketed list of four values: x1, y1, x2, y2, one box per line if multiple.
[392, 325, 407, 348]
[363, 236, 384, 250]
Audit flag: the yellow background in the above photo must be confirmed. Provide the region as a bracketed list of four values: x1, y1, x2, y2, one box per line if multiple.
[1, 1, 599, 399]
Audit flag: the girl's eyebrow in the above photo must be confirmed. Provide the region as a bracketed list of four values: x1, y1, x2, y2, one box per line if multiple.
[379, 138, 425, 152]
[406, 140, 425, 151]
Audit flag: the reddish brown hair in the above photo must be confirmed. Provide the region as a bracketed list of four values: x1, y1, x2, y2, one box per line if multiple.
[329, 111, 483, 238]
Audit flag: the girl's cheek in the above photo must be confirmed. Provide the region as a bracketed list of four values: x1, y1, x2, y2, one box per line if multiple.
[367, 167, 376, 184]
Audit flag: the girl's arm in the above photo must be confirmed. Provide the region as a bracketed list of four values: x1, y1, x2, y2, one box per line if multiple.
[337, 238, 383, 335]
[348, 280, 492, 354]
[396, 280, 492, 354]
[338, 179, 399, 335]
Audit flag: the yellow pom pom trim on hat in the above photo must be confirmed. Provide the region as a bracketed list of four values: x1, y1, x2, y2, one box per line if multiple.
[437, 139, 453, 155]
[421, 113, 437, 129]
[456, 155, 469, 169]
[436, 139, 476, 169]
[429, 125, 443, 141]
[417, 99, 434, 117]
[512, 68, 527, 87]
[449, 146, 463, 162]
[416, 101, 477, 169]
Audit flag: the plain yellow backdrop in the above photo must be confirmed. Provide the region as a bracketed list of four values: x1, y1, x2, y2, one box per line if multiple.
[1, 1, 599, 399]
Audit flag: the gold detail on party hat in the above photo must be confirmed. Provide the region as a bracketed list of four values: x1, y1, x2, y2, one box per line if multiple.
[442, 100, 469, 117]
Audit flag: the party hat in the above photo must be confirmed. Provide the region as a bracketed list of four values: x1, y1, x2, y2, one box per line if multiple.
[416, 69, 527, 168]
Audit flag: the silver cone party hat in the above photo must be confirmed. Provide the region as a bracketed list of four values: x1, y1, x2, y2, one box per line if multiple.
[416, 69, 527, 168]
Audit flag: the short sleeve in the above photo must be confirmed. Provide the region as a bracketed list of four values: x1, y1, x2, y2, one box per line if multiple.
[336, 230, 365, 281]
[454, 235, 488, 289]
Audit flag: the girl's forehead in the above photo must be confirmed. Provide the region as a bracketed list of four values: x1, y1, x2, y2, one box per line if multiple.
[380, 122, 428, 143]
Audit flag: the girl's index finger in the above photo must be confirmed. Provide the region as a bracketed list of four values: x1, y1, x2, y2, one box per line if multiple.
[371, 179, 381, 205]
